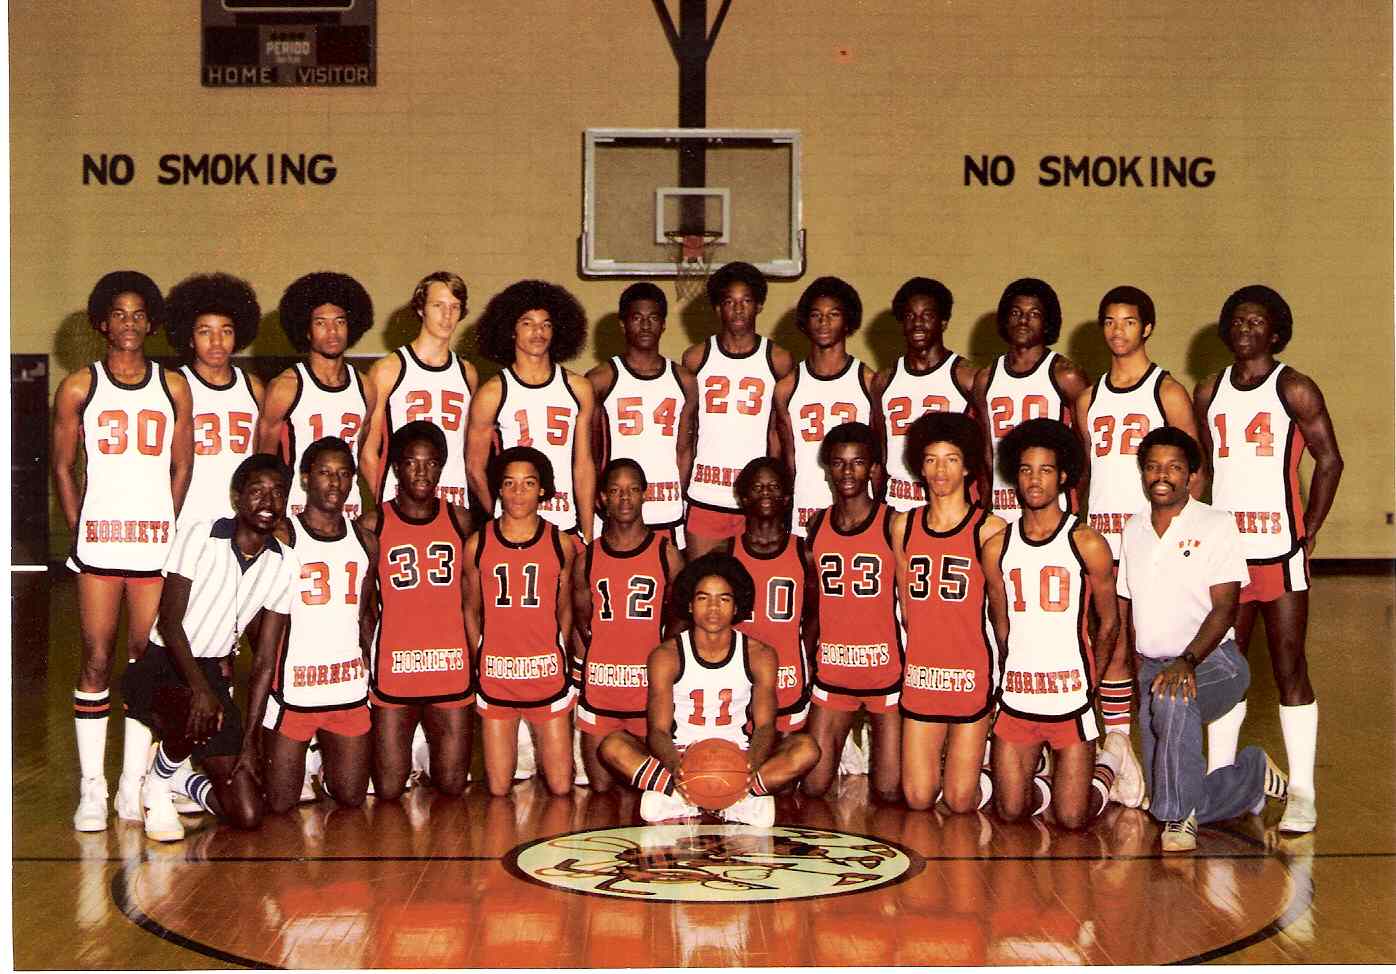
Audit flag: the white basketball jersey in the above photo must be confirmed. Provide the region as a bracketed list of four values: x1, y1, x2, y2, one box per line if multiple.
[671, 630, 753, 750]
[1085, 364, 1168, 559]
[881, 354, 972, 511]
[985, 350, 1072, 518]
[276, 517, 370, 710]
[381, 346, 472, 507]
[69, 363, 177, 575]
[1204, 363, 1306, 561]
[495, 365, 580, 531]
[689, 336, 779, 512]
[602, 356, 685, 526]
[998, 514, 1094, 721]
[789, 357, 875, 535]
[286, 362, 367, 519]
[180, 365, 259, 532]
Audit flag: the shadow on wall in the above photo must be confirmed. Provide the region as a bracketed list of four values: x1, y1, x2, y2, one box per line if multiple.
[1062, 318, 1112, 381]
[51, 312, 110, 374]
[1184, 320, 1229, 389]
[863, 309, 903, 373]
[383, 303, 420, 352]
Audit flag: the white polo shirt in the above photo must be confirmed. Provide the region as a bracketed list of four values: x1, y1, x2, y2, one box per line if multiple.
[1117, 498, 1250, 661]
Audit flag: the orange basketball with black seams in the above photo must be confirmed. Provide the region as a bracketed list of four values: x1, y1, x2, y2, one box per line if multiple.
[679, 738, 750, 810]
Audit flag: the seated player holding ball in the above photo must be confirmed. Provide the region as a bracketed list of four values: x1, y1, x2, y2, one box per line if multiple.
[599, 553, 820, 826]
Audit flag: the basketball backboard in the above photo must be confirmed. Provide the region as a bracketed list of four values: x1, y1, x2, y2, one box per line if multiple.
[581, 127, 804, 279]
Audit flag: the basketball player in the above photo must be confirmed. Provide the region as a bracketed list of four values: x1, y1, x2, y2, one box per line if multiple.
[52, 271, 194, 831]
[244, 437, 375, 812]
[571, 458, 685, 790]
[892, 413, 1005, 812]
[800, 422, 904, 803]
[681, 261, 796, 557]
[164, 273, 265, 531]
[362, 271, 477, 508]
[1074, 285, 1198, 744]
[772, 276, 879, 536]
[731, 457, 817, 734]
[981, 419, 1126, 830]
[597, 552, 820, 825]
[1118, 428, 1288, 852]
[972, 278, 1090, 518]
[1194, 285, 1343, 833]
[359, 421, 476, 799]
[873, 277, 981, 511]
[255, 271, 375, 519]
[124, 454, 296, 839]
[463, 447, 580, 796]
[465, 280, 596, 540]
[587, 282, 697, 538]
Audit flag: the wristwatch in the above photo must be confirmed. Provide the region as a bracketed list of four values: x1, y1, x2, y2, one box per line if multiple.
[1180, 650, 1200, 668]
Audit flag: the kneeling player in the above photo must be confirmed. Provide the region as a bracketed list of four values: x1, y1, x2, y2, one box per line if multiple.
[981, 419, 1127, 829]
[598, 553, 820, 825]
[360, 421, 476, 799]
[124, 454, 295, 839]
[246, 437, 375, 813]
[892, 413, 1005, 813]
[572, 458, 684, 790]
[464, 447, 580, 796]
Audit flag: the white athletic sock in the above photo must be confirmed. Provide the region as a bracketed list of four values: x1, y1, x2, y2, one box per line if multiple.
[183, 773, 217, 814]
[166, 757, 195, 795]
[73, 690, 110, 781]
[1207, 699, 1246, 772]
[121, 718, 154, 786]
[1279, 701, 1318, 794]
[150, 743, 181, 781]
[1091, 746, 1121, 816]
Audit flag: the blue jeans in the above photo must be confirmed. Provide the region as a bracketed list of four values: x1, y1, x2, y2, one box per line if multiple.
[1136, 641, 1265, 824]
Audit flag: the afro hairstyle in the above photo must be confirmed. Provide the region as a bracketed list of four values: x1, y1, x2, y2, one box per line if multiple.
[618, 282, 668, 321]
[903, 412, 984, 486]
[818, 420, 883, 468]
[995, 418, 1084, 493]
[996, 277, 1063, 346]
[796, 276, 864, 336]
[474, 279, 588, 366]
[1137, 426, 1203, 475]
[299, 435, 356, 476]
[1218, 284, 1293, 354]
[278, 271, 374, 354]
[165, 272, 261, 359]
[388, 419, 449, 469]
[671, 551, 757, 625]
[87, 270, 164, 330]
[892, 277, 954, 323]
[734, 455, 793, 505]
[231, 453, 292, 494]
[705, 261, 768, 308]
[488, 445, 556, 503]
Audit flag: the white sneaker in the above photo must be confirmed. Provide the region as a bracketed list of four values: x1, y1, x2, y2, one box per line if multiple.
[837, 730, 869, 774]
[73, 777, 109, 832]
[721, 793, 775, 827]
[141, 778, 186, 843]
[1252, 750, 1289, 815]
[515, 723, 537, 780]
[170, 781, 203, 814]
[1278, 788, 1316, 834]
[572, 729, 589, 785]
[1103, 733, 1146, 809]
[1161, 812, 1198, 853]
[640, 790, 701, 823]
[410, 723, 430, 786]
[115, 774, 144, 823]
[301, 739, 322, 802]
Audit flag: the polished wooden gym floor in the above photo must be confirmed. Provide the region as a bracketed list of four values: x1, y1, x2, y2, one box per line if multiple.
[10, 569, 1395, 968]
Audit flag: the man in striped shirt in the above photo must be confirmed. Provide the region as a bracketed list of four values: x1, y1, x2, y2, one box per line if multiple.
[121, 454, 295, 841]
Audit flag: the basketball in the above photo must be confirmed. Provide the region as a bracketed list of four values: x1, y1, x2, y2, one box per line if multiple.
[679, 738, 751, 811]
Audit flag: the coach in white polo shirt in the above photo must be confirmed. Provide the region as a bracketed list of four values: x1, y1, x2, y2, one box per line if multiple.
[1117, 427, 1286, 852]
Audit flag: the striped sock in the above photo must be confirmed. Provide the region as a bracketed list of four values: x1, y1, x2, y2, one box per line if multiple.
[151, 744, 181, 780]
[73, 690, 110, 780]
[748, 770, 770, 797]
[1099, 679, 1133, 735]
[1091, 764, 1116, 818]
[631, 756, 675, 795]
[183, 774, 217, 814]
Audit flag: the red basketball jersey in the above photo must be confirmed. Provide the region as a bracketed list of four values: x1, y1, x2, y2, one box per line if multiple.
[476, 519, 569, 708]
[370, 500, 472, 704]
[734, 533, 811, 719]
[900, 504, 995, 721]
[581, 531, 670, 719]
[807, 503, 904, 696]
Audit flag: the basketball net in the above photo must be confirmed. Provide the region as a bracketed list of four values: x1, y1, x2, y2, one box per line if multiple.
[665, 230, 722, 301]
